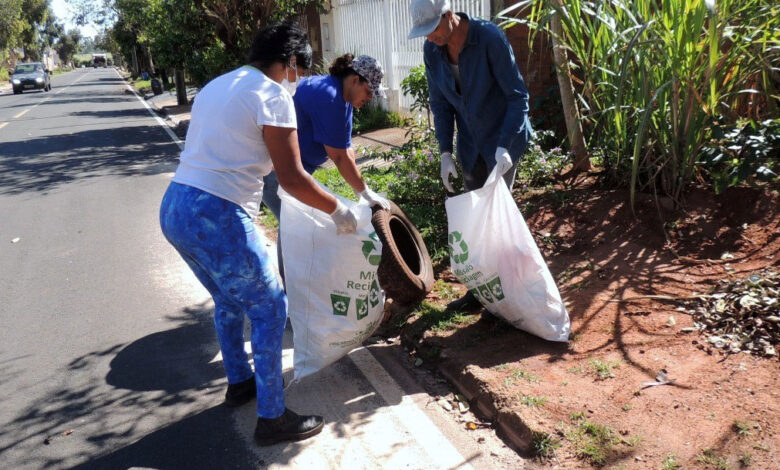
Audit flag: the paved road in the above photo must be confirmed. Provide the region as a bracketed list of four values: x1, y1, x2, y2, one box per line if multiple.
[0, 68, 522, 469]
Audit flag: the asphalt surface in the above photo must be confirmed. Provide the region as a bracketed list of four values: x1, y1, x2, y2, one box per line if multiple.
[0, 68, 522, 469]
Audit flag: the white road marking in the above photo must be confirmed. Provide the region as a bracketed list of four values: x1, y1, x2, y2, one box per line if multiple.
[0, 72, 89, 131]
[348, 346, 477, 470]
[114, 68, 184, 151]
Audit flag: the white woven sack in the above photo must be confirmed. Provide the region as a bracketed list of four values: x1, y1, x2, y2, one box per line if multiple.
[279, 188, 385, 381]
[445, 167, 570, 342]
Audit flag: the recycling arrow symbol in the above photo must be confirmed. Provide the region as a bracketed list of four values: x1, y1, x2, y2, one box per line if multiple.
[362, 232, 381, 266]
[448, 231, 469, 264]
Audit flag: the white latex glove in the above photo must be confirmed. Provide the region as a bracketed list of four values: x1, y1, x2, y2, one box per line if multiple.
[440, 152, 457, 193]
[329, 200, 357, 235]
[359, 187, 391, 210]
[495, 147, 513, 175]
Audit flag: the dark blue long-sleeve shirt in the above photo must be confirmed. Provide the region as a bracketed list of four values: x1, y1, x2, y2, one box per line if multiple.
[424, 13, 533, 171]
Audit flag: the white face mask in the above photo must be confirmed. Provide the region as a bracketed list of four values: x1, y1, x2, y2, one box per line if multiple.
[281, 63, 299, 95]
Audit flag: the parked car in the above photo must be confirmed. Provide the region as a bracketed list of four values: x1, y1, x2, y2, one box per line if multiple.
[10, 62, 52, 94]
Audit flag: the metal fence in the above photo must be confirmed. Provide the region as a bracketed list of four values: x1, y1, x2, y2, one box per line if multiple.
[329, 0, 491, 112]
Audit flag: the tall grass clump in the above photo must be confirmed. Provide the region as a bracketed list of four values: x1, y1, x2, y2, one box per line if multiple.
[499, 0, 778, 210]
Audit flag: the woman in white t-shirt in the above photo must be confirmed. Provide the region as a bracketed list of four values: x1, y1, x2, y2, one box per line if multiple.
[159, 24, 352, 446]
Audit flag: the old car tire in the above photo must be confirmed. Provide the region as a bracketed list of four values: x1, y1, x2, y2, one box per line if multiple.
[371, 201, 434, 304]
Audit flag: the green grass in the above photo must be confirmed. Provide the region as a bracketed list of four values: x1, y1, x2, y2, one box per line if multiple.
[739, 453, 753, 467]
[511, 368, 540, 383]
[662, 453, 681, 470]
[590, 359, 620, 380]
[531, 431, 560, 460]
[132, 79, 152, 93]
[519, 395, 548, 407]
[258, 205, 278, 230]
[312, 167, 358, 200]
[733, 420, 757, 437]
[696, 448, 729, 469]
[432, 279, 457, 301]
[565, 414, 622, 466]
[414, 301, 477, 332]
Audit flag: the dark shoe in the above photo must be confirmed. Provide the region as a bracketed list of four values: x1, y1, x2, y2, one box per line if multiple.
[254, 408, 324, 446]
[224, 377, 255, 407]
[445, 291, 482, 312]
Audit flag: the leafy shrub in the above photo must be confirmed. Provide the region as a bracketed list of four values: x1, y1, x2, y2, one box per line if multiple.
[353, 102, 404, 135]
[516, 130, 572, 188]
[400, 64, 430, 125]
[699, 119, 779, 193]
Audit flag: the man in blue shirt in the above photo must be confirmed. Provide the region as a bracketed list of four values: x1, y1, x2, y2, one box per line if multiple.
[408, 0, 533, 310]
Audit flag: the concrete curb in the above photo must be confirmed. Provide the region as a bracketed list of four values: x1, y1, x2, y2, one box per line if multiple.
[399, 323, 537, 456]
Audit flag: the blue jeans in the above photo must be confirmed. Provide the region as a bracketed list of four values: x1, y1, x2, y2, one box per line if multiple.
[160, 182, 287, 418]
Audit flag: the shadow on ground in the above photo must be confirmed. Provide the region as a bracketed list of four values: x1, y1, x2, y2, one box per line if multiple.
[0, 124, 180, 196]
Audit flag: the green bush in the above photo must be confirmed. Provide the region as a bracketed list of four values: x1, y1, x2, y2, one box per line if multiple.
[400, 64, 430, 125]
[353, 102, 404, 135]
[516, 130, 572, 189]
[0, 67, 9, 82]
[699, 118, 779, 193]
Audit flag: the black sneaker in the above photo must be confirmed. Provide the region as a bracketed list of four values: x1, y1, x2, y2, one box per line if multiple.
[445, 291, 482, 312]
[254, 408, 324, 446]
[224, 377, 255, 407]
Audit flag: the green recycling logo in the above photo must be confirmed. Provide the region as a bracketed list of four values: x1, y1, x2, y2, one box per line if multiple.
[448, 231, 469, 264]
[361, 231, 381, 266]
[486, 276, 505, 301]
[330, 294, 351, 316]
[356, 297, 368, 320]
[369, 280, 380, 307]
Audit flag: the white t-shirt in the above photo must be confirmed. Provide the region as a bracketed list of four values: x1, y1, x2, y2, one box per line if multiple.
[172, 66, 296, 218]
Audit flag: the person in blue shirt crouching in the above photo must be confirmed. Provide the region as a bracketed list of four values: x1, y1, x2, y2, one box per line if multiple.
[408, 0, 534, 312]
[261, 54, 391, 279]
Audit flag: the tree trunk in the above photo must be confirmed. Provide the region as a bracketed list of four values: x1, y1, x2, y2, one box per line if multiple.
[175, 69, 187, 106]
[550, 3, 589, 172]
[130, 46, 139, 79]
[140, 43, 155, 75]
[160, 68, 169, 89]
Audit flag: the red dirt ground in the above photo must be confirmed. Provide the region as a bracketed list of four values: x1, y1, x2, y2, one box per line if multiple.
[400, 182, 779, 469]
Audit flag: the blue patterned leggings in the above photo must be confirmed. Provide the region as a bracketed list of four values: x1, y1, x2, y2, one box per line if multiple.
[159, 182, 286, 418]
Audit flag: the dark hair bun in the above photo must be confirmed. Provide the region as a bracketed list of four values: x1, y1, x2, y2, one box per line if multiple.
[248, 23, 313, 69]
[328, 53, 357, 78]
